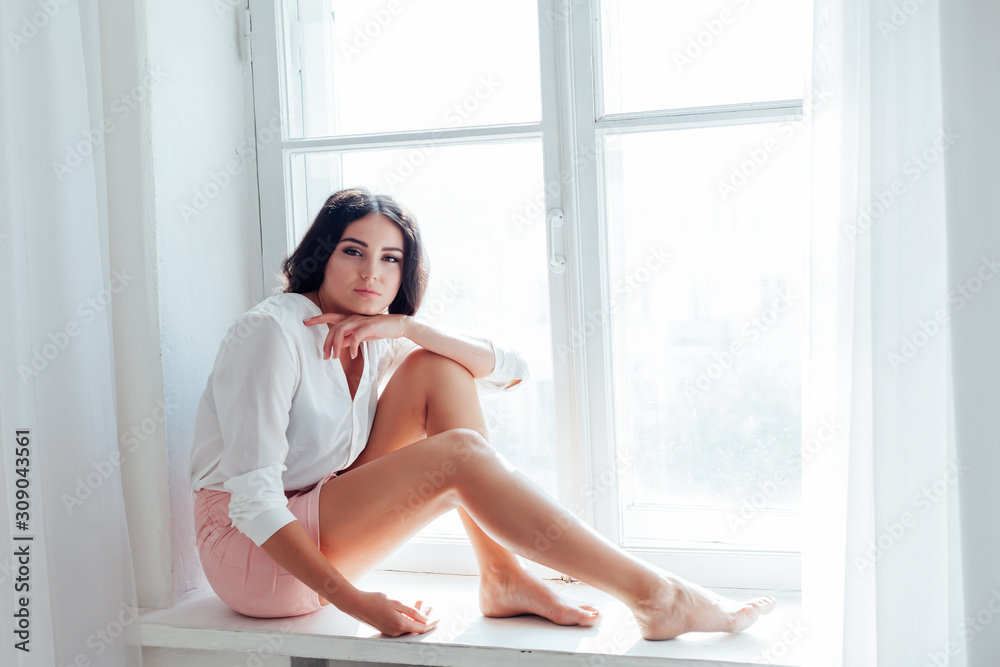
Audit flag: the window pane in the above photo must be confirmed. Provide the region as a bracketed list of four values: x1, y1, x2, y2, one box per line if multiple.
[289, 141, 557, 536]
[603, 123, 806, 548]
[600, 0, 807, 114]
[284, 0, 542, 138]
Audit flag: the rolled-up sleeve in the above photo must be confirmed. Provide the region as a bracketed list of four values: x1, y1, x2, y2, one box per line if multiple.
[477, 339, 531, 392]
[212, 311, 300, 547]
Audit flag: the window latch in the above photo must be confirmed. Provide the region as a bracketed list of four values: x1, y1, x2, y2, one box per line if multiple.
[547, 209, 566, 274]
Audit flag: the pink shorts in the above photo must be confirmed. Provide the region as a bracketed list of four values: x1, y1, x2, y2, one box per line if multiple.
[193, 470, 340, 618]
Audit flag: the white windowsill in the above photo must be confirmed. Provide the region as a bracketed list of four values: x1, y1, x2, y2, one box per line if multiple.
[140, 571, 805, 666]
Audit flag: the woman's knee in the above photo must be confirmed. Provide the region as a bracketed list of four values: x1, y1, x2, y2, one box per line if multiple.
[417, 428, 493, 478]
[444, 427, 492, 460]
[397, 348, 474, 384]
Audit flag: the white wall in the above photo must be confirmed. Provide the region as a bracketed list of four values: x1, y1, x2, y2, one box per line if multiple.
[144, 0, 266, 604]
[102, 0, 263, 609]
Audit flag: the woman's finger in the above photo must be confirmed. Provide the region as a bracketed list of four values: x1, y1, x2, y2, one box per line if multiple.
[303, 312, 348, 325]
[323, 325, 337, 360]
[394, 616, 438, 636]
[332, 323, 350, 360]
[326, 328, 350, 361]
[398, 603, 430, 623]
[416, 617, 439, 634]
[349, 323, 370, 359]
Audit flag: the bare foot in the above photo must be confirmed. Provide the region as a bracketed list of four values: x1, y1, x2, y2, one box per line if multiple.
[479, 565, 601, 627]
[632, 575, 777, 640]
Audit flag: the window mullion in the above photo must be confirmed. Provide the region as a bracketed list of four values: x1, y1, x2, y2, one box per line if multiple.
[250, 0, 293, 298]
[569, 0, 622, 544]
[536, 0, 595, 528]
[280, 123, 543, 153]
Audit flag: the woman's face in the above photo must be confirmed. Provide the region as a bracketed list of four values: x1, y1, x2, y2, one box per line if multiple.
[318, 212, 405, 316]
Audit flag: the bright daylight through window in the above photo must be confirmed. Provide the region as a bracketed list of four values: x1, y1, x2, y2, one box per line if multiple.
[250, 0, 810, 589]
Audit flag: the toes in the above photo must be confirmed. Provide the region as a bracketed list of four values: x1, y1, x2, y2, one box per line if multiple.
[748, 596, 777, 614]
[727, 596, 778, 632]
[551, 603, 601, 626]
[577, 604, 601, 625]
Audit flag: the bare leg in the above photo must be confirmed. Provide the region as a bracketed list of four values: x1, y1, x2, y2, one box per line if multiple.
[317, 426, 775, 640]
[320, 429, 774, 639]
[342, 349, 600, 626]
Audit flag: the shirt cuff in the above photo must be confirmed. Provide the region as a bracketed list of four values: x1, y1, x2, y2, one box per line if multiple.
[479, 341, 530, 392]
[240, 506, 297, 547]
[222, 465, 295, 546]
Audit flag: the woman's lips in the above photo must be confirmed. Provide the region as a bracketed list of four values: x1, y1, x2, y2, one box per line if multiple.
[354, 288, 380, 298]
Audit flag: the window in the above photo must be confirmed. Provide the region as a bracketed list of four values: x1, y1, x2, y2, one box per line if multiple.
[249, 0, 810, 590]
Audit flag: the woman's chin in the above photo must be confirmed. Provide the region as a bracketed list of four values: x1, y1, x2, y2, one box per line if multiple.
[352, 304, 385, 317]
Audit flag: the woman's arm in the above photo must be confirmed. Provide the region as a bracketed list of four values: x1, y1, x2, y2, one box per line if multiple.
[307, 314, 497, 379]
[260, 520, 437, 636]
[401, 318, 496, 379]
[210, 313, 434, 634]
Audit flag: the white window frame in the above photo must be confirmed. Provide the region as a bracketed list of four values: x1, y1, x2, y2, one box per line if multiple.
[248, 0, 806, 592]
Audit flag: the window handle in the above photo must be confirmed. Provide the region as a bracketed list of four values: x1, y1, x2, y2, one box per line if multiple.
[547, 209, 566, 274]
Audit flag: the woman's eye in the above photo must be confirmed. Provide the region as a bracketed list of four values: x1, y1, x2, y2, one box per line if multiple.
[383, 256, 400, 263]
[343, 248, 361, 256]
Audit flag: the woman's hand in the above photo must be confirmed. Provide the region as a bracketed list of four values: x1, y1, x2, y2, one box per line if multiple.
[341, 590, 437, 637]
[303, 313, 409, 360]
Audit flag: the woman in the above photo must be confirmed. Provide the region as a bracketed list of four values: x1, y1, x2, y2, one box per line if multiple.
[188, 187, 776, 640]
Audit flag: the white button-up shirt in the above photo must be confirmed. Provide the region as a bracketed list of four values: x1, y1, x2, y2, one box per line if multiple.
[188, 292, 528, 547]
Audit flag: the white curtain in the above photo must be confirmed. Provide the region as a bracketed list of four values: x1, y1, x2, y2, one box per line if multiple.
[804, 0, 1000, 665]
[0, 1, 142, 666]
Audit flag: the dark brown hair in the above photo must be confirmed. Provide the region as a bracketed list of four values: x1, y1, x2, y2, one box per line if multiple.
[278, 187, 428, 316]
